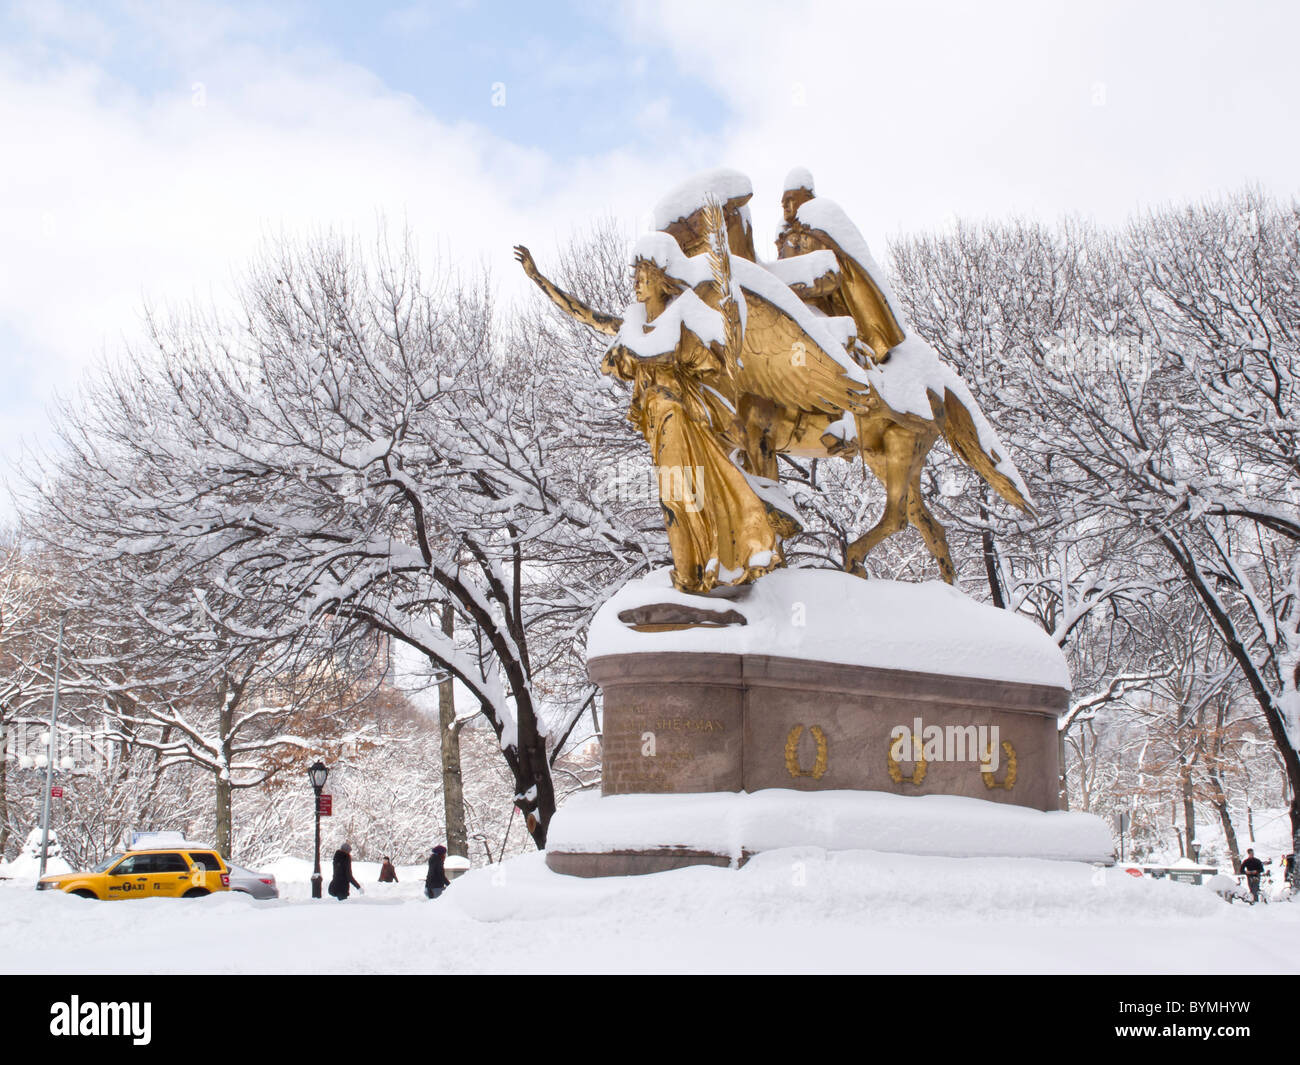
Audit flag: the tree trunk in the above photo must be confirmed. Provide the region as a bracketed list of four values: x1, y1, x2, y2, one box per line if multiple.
[215, 688, 233, 858]
[138, 725, 172, 830]
[215, 772, 231, 857]
[515, 700, 556, 849]
[0, 719, 8, 858]
[1205, 699, 1240, 871]
[1057, 728, 1069, 811]
[438, 604, 467, 859]
[1158, 532, 1300, 869]
[1067, 728, 1092, 811]
[1182, 771, 1198, 862]
[1291, 798, 1300, 880]
[978, 492, 1005, 609]
[1212, 792, 1241, 873]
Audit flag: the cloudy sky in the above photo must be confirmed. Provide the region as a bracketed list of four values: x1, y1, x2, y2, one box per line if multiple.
[2, 0, 1298, 515]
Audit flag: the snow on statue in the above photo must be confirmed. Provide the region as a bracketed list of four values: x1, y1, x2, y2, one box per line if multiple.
[515, 167, 1031, 592]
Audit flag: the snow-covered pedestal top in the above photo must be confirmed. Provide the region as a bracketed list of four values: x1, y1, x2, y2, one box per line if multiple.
[588, 568, 1070, 690]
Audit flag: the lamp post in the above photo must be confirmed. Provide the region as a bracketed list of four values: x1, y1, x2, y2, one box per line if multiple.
[309, 760, 329, 899]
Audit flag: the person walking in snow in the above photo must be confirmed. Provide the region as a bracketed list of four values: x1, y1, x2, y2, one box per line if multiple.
[378, 856, 399, 883]
[1241, 848, 1265, 903]
[328, 842, 363, 900]
[425, 844, 450, 899]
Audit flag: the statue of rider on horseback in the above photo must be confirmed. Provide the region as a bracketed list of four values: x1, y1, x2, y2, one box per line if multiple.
[515, 167, 1033, 594]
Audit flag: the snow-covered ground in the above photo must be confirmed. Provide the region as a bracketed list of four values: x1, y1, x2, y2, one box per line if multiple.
[3, 848, 1298, 974]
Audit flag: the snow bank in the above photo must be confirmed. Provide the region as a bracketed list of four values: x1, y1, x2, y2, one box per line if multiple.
[5, 846, 1295, 974]
[547, 789, 1112, 863]
[0, 851, 72, 881]
[0, 828, 72, 882]
[589, 567, 1070, 689]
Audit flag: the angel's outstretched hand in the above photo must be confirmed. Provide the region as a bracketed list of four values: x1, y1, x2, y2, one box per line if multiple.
[513, 245, 538, 277]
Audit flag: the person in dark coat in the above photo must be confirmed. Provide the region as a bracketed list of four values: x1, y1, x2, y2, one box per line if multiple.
[328, 842, 363, 900]
[425, 845, 450, 899]
[1241, 848, 1265, 902]
[378, 856, 399, 883]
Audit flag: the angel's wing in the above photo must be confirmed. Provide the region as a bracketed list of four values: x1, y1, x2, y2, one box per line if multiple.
[728, 272, 871, 416]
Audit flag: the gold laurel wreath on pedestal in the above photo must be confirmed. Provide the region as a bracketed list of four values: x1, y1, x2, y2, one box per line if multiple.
[886, 735, 928, 786]
[981, 741, 1017, 790]
[785, 724, 829, 780]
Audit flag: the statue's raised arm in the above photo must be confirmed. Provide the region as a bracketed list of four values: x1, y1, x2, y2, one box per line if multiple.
[513, 245, 622, 337]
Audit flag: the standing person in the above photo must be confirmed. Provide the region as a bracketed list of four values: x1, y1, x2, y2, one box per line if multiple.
[425, 845, 450, 900]
[328, 842, 363, 901]
[378, 856, 399, 883]
[1242, 848, 1265, 903]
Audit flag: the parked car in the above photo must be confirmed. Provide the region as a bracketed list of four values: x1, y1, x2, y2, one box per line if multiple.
[36, 846, 230, 900]
[226, 863, 279, 900]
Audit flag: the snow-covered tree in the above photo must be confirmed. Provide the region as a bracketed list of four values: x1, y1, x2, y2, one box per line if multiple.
[24, 230, 649, 847]
[888, 192, 1300, 855]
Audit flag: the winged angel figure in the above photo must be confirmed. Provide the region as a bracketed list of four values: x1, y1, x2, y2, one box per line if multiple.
[514, 168, 1031, 594]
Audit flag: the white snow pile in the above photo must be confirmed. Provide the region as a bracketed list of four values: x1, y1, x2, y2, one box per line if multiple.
[5, 844, 1299, 974]
[128, 830, 194, 849]
[652, 167, 753, 229]
[0, 828, 72, 880]
[630, 231, 712, 287]
[763, 248, 840, 289]
[783, 165, 814, 193]
[589, 567, 1070, 689]
[546, 789, 1112, 863]
[614, 288, 727, 359]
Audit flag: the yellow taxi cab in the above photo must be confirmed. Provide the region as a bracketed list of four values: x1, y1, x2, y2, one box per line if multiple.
[36, 846, 231, 900]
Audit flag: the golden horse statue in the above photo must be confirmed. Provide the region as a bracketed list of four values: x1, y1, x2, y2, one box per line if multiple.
[515, 168, 1030, 591]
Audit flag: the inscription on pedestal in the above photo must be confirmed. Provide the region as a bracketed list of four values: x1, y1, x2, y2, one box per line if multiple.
[598, 663, 745, 794]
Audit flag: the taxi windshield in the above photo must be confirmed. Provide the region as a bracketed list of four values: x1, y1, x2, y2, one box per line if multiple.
[92, 853, 124, 873]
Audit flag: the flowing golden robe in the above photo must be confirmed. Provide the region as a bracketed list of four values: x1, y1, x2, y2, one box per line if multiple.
[602, 324, 781, 594]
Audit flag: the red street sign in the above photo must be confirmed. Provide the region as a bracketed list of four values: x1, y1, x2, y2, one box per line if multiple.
[50, 786, 64, 799]
[318, 794, 333, 816]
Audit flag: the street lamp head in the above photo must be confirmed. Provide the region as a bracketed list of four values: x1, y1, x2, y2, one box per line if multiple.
[308, 760, 329, 792]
